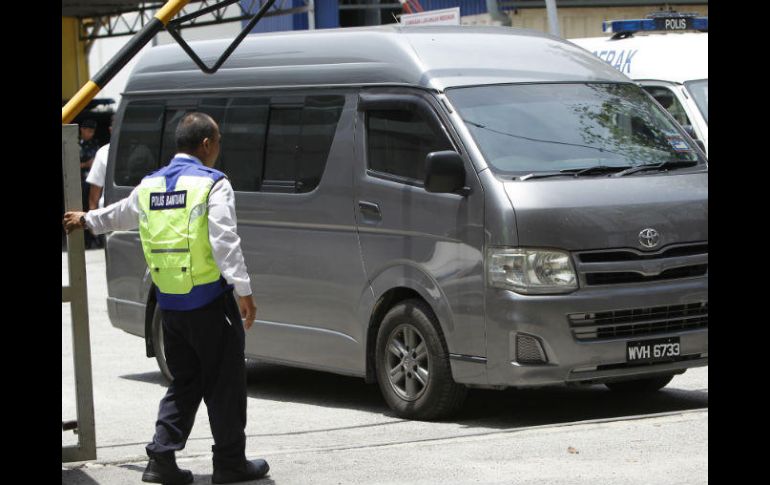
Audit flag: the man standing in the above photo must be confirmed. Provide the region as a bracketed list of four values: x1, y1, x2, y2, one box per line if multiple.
[86, 115, 113, 210]
[64, 113, 269, 484]
[78, 119, 100, 249]
[85, 116, 113, 249]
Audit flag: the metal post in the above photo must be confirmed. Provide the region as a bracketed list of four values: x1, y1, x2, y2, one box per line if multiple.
[307, 0, 316, 29]
[485, 0, 512, 27]
[545, 0, 560, 37]
[365, 0, 382, 26]
[61, 125, 97, 463]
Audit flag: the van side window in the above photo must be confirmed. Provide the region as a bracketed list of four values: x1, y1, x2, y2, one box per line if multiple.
[262, 95, 345, 193]
[114, 102, 164, 187]
[299, 96, 346, 193]
[217, 97, 269, 192]
[159, 108, 193, 169]
[366, 109, 452, 182]
[264, 106, 302, 192]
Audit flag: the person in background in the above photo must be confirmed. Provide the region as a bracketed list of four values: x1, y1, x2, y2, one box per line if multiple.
[79, 119, 100, 249]
[86, 116, 113, 248]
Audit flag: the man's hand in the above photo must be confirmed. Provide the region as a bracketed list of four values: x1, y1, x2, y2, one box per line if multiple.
[238, 295, 257, 330]
[63, 211, 87, 234]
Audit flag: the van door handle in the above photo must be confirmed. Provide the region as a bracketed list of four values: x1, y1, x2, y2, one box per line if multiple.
[358, 201, 382, 224]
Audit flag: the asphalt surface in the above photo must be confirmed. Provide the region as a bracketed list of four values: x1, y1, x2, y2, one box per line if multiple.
[63, 249, 708, 484]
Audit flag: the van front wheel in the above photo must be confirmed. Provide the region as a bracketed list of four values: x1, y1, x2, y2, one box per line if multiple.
[375, 299, 466, 420]
[151, 306, 173, 384]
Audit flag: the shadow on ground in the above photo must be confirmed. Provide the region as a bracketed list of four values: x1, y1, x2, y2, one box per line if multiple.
[63, 464, 276, 485]
[61, 469, 101, 485]
[122, 361, 707, 429]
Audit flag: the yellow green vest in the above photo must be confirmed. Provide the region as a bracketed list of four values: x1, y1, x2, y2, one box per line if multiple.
[136, 158, 228, 310]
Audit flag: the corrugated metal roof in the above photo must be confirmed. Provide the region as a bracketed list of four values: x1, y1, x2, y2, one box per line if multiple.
[62, 1, 152, 17]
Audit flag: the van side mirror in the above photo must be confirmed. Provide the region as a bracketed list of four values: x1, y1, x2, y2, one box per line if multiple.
[425, 151, 468, 195]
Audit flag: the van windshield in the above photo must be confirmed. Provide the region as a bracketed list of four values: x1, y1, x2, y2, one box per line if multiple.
[446, 83, 705, 176]
[684, 79, 708, 124]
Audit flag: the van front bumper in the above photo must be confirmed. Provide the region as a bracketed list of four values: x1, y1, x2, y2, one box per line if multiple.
[481, 277, 708, 387]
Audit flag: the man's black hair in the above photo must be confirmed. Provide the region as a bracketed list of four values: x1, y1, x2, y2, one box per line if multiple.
[175, 112, 217, 153]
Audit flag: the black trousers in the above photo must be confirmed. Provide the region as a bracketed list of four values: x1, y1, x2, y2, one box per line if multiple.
[146, 291, 247, 468]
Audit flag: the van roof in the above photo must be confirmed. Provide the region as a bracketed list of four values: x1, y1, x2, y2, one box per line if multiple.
[569, 32, 708, 84]
[124, 25, 630, 95]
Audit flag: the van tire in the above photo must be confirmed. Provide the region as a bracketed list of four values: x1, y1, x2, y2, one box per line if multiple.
[375, 299, 467, 420]
[605, 374, 674, 393]
[151, 305, 173, 384]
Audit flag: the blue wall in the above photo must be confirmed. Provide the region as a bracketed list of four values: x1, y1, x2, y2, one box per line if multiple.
[243, 0, 339, 33]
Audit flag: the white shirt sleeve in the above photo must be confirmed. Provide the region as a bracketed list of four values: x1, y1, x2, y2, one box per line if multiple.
[208, 178, 252, 297]
[85, 144, 109, 187]
[84, 187, 141, 235]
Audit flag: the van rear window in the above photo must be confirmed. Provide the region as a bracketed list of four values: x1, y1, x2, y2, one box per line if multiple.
[115, 94, 344, 192]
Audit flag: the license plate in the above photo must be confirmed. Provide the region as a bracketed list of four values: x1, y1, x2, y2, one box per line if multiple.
[627, 337, 680, 363]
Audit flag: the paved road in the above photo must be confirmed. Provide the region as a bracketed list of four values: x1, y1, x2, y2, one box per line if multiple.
[63, 250, 708, 484]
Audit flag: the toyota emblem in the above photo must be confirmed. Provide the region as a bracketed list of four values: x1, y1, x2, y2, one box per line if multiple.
[639, 228, 660, 249]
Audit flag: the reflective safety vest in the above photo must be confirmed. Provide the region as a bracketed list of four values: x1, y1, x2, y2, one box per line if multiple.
[136, 157, 230, 311]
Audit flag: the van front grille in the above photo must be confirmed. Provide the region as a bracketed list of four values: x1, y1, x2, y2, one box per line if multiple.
[578, 243, 708, 263]
[585, 265, 708, 285]
[568, 302, 708, 341]
[575, 242, 708, 286]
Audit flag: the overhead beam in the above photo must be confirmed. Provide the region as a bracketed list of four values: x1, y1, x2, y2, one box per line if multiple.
[78, 0, 314, 39]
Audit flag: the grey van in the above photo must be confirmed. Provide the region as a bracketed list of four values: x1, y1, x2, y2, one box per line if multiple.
[104, 26, 708, 420]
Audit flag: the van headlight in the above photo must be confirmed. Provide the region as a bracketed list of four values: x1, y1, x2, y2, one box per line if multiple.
[487, 248, 578, 294]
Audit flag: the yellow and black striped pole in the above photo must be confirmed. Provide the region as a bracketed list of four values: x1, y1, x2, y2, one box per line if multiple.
[62, 0, 191, 124]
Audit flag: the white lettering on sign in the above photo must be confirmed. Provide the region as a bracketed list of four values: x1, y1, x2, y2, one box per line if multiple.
[401, 7, 460, 26]
[665, 18, 687, 30]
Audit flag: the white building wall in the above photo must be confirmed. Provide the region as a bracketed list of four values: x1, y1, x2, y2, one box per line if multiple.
[462, 4, 708, 38]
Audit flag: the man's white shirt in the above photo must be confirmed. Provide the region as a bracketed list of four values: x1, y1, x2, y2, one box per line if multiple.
[84, 153, 252, 297]
[85, 143, 109, 208]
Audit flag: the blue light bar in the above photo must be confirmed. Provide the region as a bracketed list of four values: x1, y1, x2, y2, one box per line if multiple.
[603, 16, 707, 35]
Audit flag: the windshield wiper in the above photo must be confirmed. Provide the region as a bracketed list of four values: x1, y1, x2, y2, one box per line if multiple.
[612, 160, 700, 177]
[517, 172, 574, 181]
[518, 165, 631, 181]
[564, 165, 632, 176]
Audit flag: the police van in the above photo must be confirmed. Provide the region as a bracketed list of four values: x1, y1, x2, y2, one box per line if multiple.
[570, 13, 708, 155]
[104, 26, 708, 420]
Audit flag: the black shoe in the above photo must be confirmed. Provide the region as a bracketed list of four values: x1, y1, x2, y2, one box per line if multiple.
[212, 459, 270, 483]
[142, 452, 194, 485]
